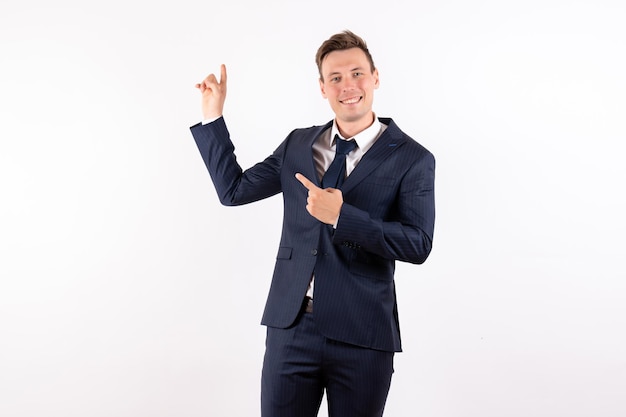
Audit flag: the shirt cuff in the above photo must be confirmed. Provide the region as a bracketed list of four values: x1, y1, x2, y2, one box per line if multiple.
[201, 116, 222, 125]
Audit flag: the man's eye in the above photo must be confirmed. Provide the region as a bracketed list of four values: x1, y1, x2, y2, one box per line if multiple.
[354, 72, 362, 77]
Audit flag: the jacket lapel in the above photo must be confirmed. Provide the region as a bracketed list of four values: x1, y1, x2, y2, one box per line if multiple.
[304, 121, 333, 187]
[341, 118, 406, 194]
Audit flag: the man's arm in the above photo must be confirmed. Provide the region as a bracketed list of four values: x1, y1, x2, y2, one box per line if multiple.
[191, 65, 283, 205]
[295, 151, 435, 265]
[190, 118, 283, 206]
[334, 152, 435, 264]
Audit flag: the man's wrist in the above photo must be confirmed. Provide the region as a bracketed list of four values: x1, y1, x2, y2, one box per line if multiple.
[201, 115, 222, 125]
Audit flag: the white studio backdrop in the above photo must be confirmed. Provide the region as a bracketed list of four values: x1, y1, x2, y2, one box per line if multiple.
[1, 0, 625, 416]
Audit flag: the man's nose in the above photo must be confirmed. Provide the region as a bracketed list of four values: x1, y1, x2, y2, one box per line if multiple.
[341, 77, 356, 91]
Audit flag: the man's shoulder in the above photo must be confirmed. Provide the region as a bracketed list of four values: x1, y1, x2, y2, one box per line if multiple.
[289, 120, 334, 136]
[379, 117, 434, 160]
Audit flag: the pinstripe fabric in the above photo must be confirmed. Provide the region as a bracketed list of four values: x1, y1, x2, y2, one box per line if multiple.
[261, 310, 393, 417]
[190, 116, 435, 353]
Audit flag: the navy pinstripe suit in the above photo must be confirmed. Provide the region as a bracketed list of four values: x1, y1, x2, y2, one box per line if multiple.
[191, 115, 435, 414]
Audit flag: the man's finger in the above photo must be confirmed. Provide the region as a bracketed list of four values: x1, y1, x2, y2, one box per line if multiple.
[295, 173, 318, 191]
[206, 73, 219, 88]
[220, 64, 227, 85]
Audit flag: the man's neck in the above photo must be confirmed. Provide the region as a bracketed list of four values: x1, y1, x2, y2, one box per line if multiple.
[336, 113, 376, 139]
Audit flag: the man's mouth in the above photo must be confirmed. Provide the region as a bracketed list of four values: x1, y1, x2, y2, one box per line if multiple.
[340, 96, 362, 105]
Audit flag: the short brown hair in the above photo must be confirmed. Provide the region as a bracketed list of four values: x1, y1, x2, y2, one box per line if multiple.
[315, 30, 376, 81]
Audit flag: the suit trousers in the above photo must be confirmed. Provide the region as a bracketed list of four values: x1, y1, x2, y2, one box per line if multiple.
[261, 301, 394, 417]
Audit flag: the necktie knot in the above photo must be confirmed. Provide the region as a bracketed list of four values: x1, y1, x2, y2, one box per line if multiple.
[335, 135, 357, 155]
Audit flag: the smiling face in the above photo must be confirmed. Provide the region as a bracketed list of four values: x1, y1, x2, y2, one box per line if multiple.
[319, 47, 380, 137]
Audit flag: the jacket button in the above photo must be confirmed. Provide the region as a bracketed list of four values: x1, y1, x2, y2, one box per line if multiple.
[311, 249, 318, 256]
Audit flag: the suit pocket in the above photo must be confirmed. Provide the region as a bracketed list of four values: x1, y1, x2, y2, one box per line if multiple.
[276, 246, 293, 260]
[350, 251, 394, 281]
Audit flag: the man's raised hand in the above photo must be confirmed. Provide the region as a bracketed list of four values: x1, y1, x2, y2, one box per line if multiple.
[295, 173, 343, 225]
[195, 64, 227, 120]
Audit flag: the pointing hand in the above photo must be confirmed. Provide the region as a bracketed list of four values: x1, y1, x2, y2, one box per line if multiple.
[295, 173, 343, 225]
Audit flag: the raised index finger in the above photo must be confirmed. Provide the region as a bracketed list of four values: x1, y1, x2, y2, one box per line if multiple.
[295, 173, 318, 191]
[219, 64, 227, 85]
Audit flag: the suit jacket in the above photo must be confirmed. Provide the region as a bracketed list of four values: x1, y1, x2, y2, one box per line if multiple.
[190, 116, 435, 352]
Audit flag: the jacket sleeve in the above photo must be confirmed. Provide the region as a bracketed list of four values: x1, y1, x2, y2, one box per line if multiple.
[190, 117, 284, 206]
[332, 150, 435, 264]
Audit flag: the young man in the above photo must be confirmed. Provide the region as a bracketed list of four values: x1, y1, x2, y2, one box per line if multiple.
[191, 30, 435, 417]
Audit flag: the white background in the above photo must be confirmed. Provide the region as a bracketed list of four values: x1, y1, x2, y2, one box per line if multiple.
[1, 0, 625, 416]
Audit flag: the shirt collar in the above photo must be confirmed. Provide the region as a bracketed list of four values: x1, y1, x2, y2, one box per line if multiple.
[329, 115, 383, 152]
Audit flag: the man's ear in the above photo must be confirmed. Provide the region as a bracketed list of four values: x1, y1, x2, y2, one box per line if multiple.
[373, 68, 380, 89]
[319, 78, 327, 98]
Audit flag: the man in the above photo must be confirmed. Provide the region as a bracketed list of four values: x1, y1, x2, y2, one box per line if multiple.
[190, 30, 435, 417]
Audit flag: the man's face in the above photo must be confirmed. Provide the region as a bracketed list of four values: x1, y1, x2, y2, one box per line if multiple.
[319, 47, 379, 131]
